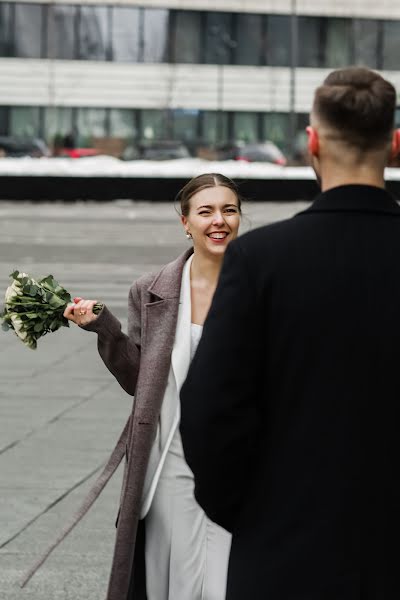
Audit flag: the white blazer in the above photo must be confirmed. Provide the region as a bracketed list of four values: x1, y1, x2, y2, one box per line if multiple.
[140, 254, 193, 518]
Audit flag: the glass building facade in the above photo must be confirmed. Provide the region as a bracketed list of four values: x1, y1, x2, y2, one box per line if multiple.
[0, 2, 399, 154]
[1, 4, 399, 68]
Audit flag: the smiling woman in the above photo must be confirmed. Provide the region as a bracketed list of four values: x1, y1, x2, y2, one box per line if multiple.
[26, 173, 243, 600]
[177, 173, 242, 325]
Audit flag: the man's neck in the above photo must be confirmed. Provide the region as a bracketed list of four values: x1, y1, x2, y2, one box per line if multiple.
[319, 164, 386, 193]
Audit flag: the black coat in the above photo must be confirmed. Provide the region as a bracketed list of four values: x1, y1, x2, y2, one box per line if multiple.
[180, 185, 400, 600]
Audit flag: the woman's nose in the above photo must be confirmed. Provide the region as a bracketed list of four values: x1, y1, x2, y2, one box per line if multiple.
[212, 212, 224, 225]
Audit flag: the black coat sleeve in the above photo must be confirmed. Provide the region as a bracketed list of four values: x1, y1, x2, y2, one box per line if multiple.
[180, 239, 263, 532]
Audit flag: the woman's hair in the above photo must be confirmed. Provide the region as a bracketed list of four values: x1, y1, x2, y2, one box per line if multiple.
[176, 173, 243, 217]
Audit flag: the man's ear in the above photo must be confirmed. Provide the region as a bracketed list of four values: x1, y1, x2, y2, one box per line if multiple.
[306, 126, 319, 157]
[390, 129, 400, 160]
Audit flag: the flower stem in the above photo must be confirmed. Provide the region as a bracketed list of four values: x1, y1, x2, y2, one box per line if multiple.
[92, 303, 103, 315]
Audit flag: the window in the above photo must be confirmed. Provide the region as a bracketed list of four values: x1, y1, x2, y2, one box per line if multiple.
[14, 4, 43, 58]
[324, 18, 351, 67]
[204, 12, 234, 65]
[0, 106, 9, 135]
[235, 14, 263, 66]
[0, 3, 13, 57]
[171, 11, 202, 63]
[112, 7, 140, 62]
[143, 9, 169, 63]
[233, 112, 259, 143]
[262, 112, 290, 152]
[265, 15, 291, 67]
[78, 6, 109, 60]
[298, 17, 322, 67]
[47, 5, 77, 60]
[76, 108, 107, 146]
[172, 109, 199, 142]
[44, 107, 74, 145]
[10, 106, 41, 137]
[382, 21, 400, 70]
[201, 111, 229, 144]
[140, 110, 169, 140]
[299, 16, 352, 68]
[353, 19, 380, 69]
[109, 109, 137, 139]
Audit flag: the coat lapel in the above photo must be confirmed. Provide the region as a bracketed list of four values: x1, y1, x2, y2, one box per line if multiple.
[134, 248, 193, 419]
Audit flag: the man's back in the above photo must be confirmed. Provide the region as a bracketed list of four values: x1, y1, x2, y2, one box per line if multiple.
[182, 184, 400, 599]
[230, 184, 400, 597]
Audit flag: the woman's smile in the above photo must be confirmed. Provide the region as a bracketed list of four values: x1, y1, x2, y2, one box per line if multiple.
[207, 231, 229, 243]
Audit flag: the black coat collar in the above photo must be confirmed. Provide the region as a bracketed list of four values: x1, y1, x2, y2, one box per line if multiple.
[299, 184, 400, 216]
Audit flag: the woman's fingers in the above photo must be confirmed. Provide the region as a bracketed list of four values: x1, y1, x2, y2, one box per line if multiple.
[63, 304, 76, 320]
[77, 300, 97, 325]
[63, 298, 99, 326]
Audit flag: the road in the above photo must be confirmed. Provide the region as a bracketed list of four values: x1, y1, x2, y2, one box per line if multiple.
[0, 199, 309, 600]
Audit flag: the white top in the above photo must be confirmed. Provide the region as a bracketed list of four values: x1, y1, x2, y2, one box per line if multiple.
[190, 322, 203, 361]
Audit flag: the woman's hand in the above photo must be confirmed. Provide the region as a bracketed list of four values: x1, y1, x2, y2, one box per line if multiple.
[63, 296, 99, 327]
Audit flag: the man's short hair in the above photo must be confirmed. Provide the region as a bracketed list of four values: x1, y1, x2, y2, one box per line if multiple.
[313, 67, 396, 151]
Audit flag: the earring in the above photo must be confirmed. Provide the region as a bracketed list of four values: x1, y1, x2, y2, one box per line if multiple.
[186, 232, 192, 239]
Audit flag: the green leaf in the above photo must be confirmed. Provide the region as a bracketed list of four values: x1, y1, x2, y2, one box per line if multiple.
[40, 275, 56, 290]
[49, 320, 60, 331]
[48, 296, 63, 308]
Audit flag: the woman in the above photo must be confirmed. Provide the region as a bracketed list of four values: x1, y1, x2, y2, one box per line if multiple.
[62, 173, 242, 600]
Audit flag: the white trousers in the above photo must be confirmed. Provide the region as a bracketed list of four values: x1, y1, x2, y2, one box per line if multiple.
[145, 428, 232, 600]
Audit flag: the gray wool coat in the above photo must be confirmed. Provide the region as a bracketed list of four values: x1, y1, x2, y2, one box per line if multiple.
[22, 248, 193, 600]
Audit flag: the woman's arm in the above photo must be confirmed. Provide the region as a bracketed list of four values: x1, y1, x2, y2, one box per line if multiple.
[64, 282, 142, 396]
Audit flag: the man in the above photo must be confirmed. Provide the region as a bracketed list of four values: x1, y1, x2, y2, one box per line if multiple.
[180, 67, 400, 599]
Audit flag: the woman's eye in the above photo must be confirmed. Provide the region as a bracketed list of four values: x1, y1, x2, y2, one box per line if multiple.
[198, 211, 211, 216]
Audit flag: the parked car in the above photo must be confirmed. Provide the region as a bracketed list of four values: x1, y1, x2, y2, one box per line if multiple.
[215, 141, 287, 165]
[122, 140, 191, 161]
[0, 136, 50, 158]
[58, 147, 100, 158]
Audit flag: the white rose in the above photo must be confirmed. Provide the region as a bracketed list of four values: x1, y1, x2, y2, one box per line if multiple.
[5, 281, 23, 303]
[10, 314, 28, 342]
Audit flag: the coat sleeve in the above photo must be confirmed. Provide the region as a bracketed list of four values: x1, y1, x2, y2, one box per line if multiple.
[81, 281, 142, 396]
[180, 239, 264, 532]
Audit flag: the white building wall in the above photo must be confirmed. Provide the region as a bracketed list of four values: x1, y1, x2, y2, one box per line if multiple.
[3, 0, 400, 19]
[1, 59, 399, 114]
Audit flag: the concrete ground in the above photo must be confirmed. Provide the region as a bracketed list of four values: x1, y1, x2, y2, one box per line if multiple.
[0, 198, 309, 600]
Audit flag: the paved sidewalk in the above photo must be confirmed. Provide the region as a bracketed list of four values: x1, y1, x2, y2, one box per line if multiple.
[0, 199, 308, 599]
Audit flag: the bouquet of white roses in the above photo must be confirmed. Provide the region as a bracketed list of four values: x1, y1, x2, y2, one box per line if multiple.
[0, 271, 102, 349]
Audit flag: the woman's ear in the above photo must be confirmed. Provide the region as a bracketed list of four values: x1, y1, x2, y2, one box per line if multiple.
[306, 126, 320, 157]
[180, 214, 189, 235]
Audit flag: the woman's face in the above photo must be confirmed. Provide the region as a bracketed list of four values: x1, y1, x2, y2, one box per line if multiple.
[181, 185, 241, 258]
